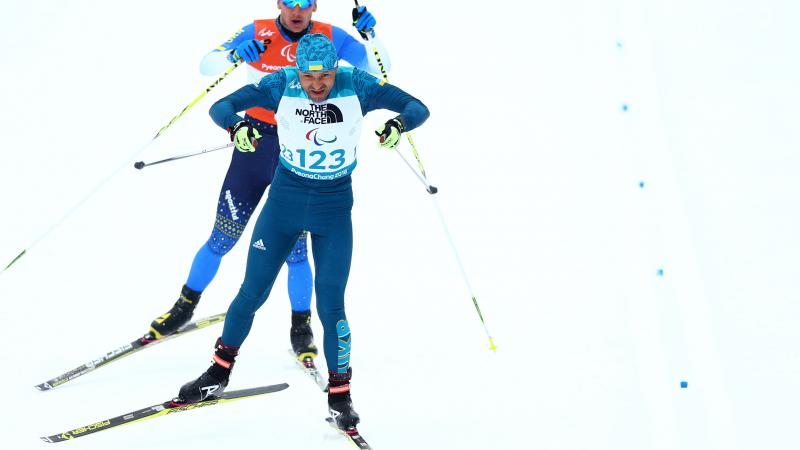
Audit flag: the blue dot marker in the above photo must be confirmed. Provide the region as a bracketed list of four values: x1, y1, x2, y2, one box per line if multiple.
[657, 269, 664, 277]
[639, 181, 645, 189]
[622, 104, 629, 112]
[616, 41, 623, 49]
[680, 381, 688, 388]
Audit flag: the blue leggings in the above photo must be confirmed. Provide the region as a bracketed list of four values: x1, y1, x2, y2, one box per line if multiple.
[221, 166, 354, 373]
[184, 118, 313, 312]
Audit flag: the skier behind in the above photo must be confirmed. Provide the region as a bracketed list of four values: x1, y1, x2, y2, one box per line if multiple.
[174, 33, 429, 432]
[148, 0, 391, 365]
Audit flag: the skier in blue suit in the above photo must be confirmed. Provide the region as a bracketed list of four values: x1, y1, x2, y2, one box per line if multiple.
[176, 33, 429, 431]
[148, 0, 389, 365]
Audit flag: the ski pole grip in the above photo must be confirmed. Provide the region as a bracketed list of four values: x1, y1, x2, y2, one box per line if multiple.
[352, 1, 374, 40]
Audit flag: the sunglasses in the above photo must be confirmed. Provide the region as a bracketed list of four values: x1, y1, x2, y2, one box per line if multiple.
[281, 0, 315, 9]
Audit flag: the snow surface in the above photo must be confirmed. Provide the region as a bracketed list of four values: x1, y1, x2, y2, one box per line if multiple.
[1, 1, 799, 449]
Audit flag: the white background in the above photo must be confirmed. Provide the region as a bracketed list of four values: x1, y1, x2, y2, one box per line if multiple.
[1, 1, 798, 449]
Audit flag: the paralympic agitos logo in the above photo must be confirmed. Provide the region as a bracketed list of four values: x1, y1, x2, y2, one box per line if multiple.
[305, 128, 337, 145]
[281, 44, 296, 62]
[295, 104, 344, 124]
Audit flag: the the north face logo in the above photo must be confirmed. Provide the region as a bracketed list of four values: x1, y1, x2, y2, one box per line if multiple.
[295, 103, 344, 124]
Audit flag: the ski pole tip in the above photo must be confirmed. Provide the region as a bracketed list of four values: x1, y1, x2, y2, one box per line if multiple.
[133, 161, 145, 170]
[3, 249, 27, 273]
[427, 185, 438, 194]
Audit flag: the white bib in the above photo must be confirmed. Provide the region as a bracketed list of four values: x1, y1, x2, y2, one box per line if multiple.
[275, 69, 363, 180]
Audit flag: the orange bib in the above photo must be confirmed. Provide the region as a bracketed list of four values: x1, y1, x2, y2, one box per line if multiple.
[246, 20, 333, 125]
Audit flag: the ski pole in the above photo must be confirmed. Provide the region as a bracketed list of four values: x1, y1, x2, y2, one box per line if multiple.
[153, 38, 270, 139]
[353, 0, 435, 193]
[390, 146, 438, 194]
[153, 58, 243, 139]
[133, 142, 234, 170]
[1, 44, 266, 275]
[431, 195, 497, 352]
[354, 1, 495, 351]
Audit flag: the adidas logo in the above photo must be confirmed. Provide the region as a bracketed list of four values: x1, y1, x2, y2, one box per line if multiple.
[252, 239, 266, 251]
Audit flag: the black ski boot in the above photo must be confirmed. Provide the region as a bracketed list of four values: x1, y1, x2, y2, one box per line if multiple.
[149, 285, 201, 339]
[175, 338, 238, 403]
[328, 368, 360, 429]
[290, 310, 318, 361]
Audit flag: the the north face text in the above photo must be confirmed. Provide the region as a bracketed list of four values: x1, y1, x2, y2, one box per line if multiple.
[296, 104, 344, 124]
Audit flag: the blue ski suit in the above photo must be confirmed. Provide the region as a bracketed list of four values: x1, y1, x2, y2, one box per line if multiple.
[209, 66, 429, 372]
[186, 18, 390, 312]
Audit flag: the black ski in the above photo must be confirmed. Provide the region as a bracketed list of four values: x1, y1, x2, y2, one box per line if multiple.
[41, 383, 289, 443]
[35, 313, 226, 391]
[288, 349, 327, 391]
[326, 417, 373, 449]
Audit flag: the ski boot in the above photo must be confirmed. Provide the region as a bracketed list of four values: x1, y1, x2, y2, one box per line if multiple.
[149, 285, 201, 339]
[175, 338, 238, 403]
[328, 368, 360, 429]
[290, 310, 318, 364]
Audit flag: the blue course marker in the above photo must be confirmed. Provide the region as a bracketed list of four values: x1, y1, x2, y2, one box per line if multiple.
[657, 268, 664, 277]
[639, 181, 645, 189]
[681, 381, 688, 388]
[622, 104, 630, 112]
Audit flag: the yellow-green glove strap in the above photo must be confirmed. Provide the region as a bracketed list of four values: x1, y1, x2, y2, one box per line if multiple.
[375, 120, 402, 149]
[234, 126, 261, 152]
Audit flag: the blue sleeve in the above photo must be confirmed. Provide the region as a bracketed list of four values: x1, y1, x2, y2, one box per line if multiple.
[209, 70, 287, 129]
[352, 68, 430, 131]
[331, 25, 371, 70]
[214, 23, 256, 52]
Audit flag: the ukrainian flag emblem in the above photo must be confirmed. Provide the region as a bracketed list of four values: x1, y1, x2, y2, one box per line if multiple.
[308, 60, 324, 71]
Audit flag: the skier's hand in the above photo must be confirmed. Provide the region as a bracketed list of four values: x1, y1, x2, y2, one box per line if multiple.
[351, 6, 376, 40]
[229, 120, 262, 152]
[231, 39, 266, 63]
[375, 117, 404, 150]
